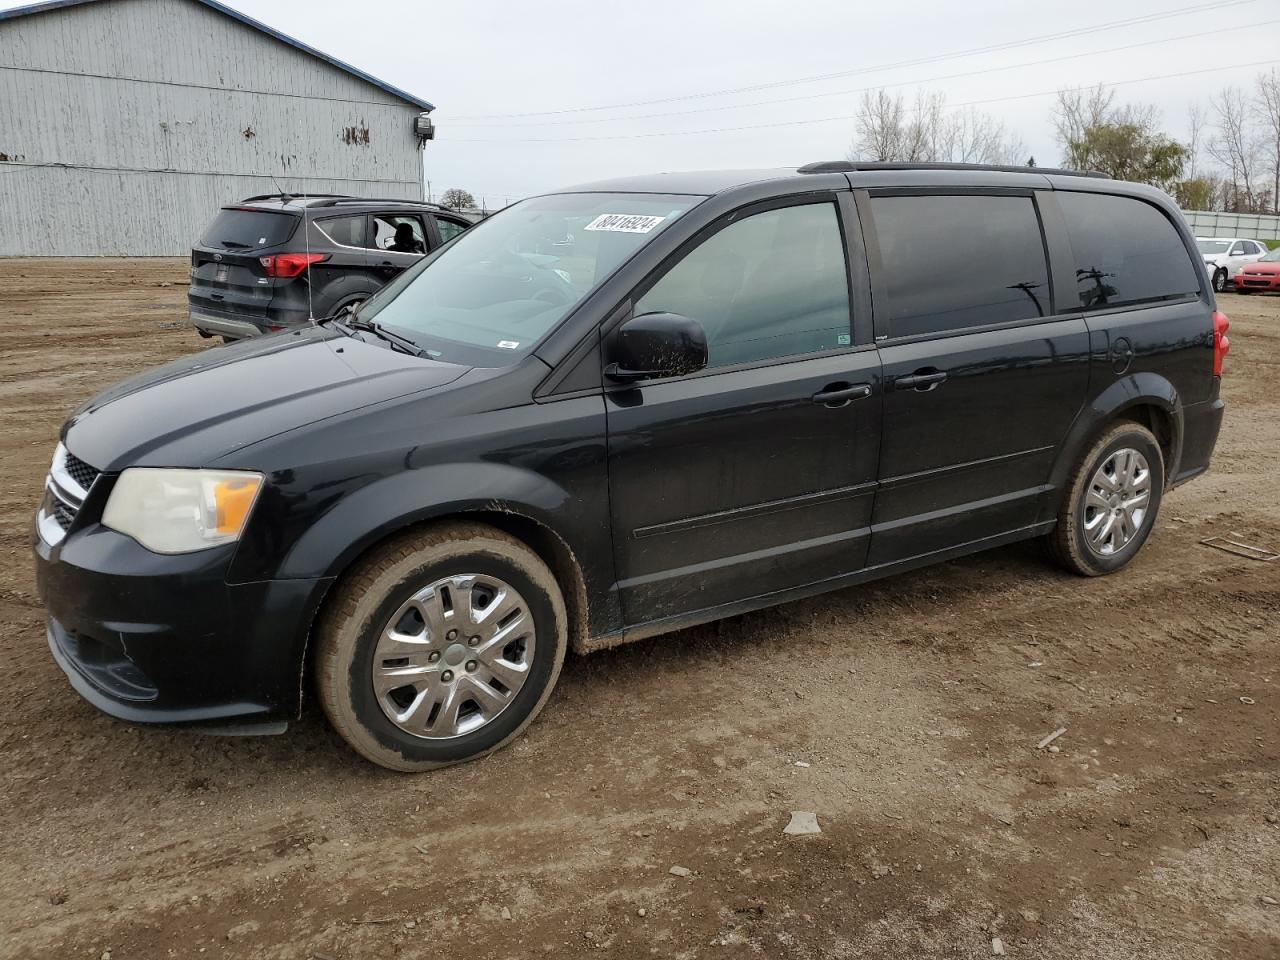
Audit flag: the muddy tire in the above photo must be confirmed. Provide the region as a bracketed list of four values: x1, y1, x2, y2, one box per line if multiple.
[315, 522, 567, 772]
[1044, 422, 1165, 577]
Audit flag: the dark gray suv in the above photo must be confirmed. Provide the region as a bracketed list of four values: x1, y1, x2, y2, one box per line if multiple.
[189, 194, 475, 340]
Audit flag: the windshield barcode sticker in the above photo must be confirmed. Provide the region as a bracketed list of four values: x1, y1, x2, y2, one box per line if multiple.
[584, 214, 666, 234]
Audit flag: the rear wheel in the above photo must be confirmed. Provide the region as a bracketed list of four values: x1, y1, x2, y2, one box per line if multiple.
[315, 522, 567, 771]
[1044, 422, 1164, 576]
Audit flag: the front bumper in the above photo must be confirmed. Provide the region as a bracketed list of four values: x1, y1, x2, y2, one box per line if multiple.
[34, 522, 331, 727]
[1233, 272, 1280, 291]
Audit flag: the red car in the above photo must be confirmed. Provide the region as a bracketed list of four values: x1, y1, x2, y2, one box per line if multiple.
[1234, 246, 1280, 292]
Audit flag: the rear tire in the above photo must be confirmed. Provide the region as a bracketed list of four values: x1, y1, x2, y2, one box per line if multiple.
[315, 522, 567, 772]
[1044, 422, 1164, 577]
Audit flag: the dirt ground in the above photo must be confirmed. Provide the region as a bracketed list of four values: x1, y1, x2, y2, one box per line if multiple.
[0, 258, 1277, 960]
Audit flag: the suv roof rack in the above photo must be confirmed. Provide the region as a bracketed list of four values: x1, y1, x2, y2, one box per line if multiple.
[796, 160, 1111, 179]
[308, 197, 449, 210]
[239, 192, 355, 203]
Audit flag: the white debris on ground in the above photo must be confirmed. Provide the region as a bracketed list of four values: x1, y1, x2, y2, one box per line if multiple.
[783, 811, 822, 835]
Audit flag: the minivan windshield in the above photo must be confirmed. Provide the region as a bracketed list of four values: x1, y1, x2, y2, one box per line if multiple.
[356, 193, 700, 366]
[1196, 239, 1231, 255]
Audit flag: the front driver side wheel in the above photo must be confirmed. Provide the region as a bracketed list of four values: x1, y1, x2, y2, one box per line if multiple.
[1213, 268, 1228, 293]
[1044, 421, 1165, 577]
[315, 522, 568, 771]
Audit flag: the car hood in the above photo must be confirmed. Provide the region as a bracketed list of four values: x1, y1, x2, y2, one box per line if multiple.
[1239, 261, 1280, 274]
[63, 327, 469, 471]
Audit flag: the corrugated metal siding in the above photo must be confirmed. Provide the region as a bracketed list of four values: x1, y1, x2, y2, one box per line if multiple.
[1182, 210, 1280, 242]
[0, 0, 425, 255]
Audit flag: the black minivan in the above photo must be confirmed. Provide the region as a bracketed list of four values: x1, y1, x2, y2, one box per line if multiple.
[35, 162, 1228, 771]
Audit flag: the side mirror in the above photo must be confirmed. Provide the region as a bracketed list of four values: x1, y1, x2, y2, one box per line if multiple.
[606, 312, 708, 382]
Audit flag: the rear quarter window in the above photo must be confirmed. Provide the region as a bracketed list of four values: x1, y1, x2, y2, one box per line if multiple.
[315, 215, 366, 248]
[200, 208, 296, 250]
[1057, 192, 1200, 310]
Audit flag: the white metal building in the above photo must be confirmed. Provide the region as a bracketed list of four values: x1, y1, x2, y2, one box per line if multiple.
[0, 0, 434, 256]
[1181, 209, 1280, 244]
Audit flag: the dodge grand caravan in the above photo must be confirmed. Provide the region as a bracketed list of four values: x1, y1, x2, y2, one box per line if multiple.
[34, 162, 1228, 771]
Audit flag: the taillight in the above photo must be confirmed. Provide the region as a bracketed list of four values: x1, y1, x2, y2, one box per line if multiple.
[259, 252, 326, 278]
[1212, 310, 1230, 377]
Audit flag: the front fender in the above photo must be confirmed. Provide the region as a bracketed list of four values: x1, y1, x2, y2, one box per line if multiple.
[1044, 371, 1184, 513]
[276, 461, 583, 581]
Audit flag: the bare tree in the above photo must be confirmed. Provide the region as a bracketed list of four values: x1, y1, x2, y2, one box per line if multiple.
[850, 90, 909, 161]
[848, 89, 1023, 165]
[1258, 68, 1280, 214]
[1208, 86, 1259, 211]
[1053, 85, 1117, 155]
[1186, 102, 1208, 182]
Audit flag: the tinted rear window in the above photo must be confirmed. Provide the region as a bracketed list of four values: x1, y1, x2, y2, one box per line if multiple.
[1058, 192, 1200, 309]
[200, 209, 296, 250]
[315, 214, 366, 248]
[870, 194, 1050, 338]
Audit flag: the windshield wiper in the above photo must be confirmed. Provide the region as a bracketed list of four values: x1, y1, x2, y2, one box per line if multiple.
[344, 316, 430, 358]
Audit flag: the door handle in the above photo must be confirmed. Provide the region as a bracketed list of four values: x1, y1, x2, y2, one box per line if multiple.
[811, 383, 872, 407]
[893, 369, 948, 391]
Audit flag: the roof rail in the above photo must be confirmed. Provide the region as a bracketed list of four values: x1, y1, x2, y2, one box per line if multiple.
[797, 160, 1110, 179]
[239, 192, 355, 203]
[308, 197, 448, 210]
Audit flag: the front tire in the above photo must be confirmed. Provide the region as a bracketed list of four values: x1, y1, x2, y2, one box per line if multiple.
[315, 522, 567, 772]
[1045, 422, 1165, 577]
[1213, 268, 1228, 293]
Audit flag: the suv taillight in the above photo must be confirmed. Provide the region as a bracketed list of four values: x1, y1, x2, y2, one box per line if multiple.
[1212, 310, 1230, 377]
[260, 252, 326, 278]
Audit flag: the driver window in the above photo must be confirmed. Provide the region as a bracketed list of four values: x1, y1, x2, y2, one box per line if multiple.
[371, 215, 426, 255]
[634, 202, 850, 368]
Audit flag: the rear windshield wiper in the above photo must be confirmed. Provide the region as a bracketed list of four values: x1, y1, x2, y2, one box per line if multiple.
[220, 240, 253, 249]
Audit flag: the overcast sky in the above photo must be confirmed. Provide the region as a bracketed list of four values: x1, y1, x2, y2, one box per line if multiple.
[6, 0, 1278, 204]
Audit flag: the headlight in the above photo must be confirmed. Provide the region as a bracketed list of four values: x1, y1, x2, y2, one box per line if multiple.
[102, 468, 264, 554]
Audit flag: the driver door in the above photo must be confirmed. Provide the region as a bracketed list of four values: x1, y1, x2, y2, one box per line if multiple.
[603, 197, 881, 626]
[369, 213, 428, 280]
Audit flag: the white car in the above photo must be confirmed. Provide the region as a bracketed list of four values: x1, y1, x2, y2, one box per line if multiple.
[1196, 237, 1269, 292]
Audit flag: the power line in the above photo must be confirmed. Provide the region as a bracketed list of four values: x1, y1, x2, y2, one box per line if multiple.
[439, 59, 1280, 144]
[447, 18, 1278, 129]
[446, 0, 1261, 120]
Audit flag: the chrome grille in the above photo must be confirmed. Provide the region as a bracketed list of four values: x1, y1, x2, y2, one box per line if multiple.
[52, 498, 77, 530]
[63, 451, 100, 491]
[37, 443, 98, 547]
